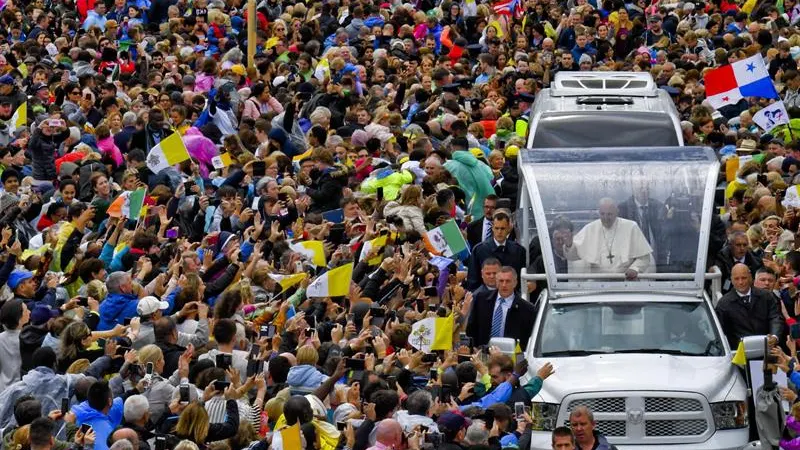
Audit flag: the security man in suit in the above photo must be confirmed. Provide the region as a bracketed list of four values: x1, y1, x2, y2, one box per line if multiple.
[466, 266, 537, 350]
[466, 195, 498, 249]
[715, 263, 784, 350]
[467, 210, 525, 290]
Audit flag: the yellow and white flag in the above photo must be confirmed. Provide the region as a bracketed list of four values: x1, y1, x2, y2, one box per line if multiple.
[146, 132, 191, 173]
[290, 240, 327, 267]
[9, 102, 25, 133]
[410, 314, 454, 352]
[359, 235, 387, 266]
[314, 58, 330, 82]
[211, 152, 233, 169]
[269, 273, 307, 292]
[307, 263, 353, 297]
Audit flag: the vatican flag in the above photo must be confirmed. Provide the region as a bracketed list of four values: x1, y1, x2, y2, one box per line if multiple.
[410, 315, 454, 353]
[306, 263, 353, 297]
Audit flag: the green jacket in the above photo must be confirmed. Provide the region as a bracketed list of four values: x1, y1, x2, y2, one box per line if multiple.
[360, 170, 414, 201]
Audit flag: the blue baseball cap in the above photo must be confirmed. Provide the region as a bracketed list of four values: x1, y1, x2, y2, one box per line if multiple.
[7, 270, 34, 290]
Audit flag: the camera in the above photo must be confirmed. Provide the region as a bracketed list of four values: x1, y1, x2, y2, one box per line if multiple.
[424, 432, 442, 447]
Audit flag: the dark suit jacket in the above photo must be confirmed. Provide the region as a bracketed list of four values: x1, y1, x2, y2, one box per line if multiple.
[713, 246, 763, 294]
[467, 217, 491, 250]
[466, 290, 537, 350]
[467, 239, 526, 290]
[617, 196, 667, 265]
[467, 218, 518, 250]
[715, 287, 784, 349]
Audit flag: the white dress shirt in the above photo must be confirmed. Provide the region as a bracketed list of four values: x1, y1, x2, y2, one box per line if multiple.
[495, 294, 514, 337]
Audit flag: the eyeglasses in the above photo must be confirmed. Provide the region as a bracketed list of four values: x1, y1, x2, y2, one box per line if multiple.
[70, 91, 80, 95]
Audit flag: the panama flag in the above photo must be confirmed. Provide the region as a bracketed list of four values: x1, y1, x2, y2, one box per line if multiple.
[703, 55, 778, 110]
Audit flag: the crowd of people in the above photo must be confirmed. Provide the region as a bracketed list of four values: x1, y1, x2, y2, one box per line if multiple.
[3, 0, 800, 447]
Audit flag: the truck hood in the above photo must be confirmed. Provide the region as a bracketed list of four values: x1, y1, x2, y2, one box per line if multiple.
[531, 354, 742, 402]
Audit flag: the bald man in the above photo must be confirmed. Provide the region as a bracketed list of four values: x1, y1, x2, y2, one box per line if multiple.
[715, 263, 783, 349]
[369, 419, 406, 450]
[110, 429, 139, 449]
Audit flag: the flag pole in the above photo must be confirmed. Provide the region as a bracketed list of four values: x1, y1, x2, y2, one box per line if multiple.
[247, 0, 256, 70]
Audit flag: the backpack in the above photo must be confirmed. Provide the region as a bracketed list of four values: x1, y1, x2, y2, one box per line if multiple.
[78, 161, 108, 202]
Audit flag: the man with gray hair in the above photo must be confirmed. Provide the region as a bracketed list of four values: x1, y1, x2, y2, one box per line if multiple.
[122, 395, 154, 448]
[464, 420, 490, 446]
[97, 272, 140, 331]
[115, 111, 138, 154]
[393, 390, 439, 434]
[569, 406, 618, 450]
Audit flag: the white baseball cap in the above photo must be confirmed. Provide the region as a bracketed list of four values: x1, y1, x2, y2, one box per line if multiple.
[137, 296, 170, 316]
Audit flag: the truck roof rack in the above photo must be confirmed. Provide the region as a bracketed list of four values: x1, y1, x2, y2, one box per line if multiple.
[551, 72, 658, 97]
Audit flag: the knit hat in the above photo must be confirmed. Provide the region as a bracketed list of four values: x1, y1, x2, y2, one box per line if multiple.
[59, 162, 79, 177]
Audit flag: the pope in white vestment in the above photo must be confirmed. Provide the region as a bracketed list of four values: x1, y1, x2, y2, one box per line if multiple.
[564, 198, 655, 277]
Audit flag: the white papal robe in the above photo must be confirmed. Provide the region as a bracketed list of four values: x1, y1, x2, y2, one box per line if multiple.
[564, 218, 655, 274]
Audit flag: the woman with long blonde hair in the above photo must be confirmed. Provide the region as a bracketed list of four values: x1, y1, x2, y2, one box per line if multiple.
[172, 397, 239, 446]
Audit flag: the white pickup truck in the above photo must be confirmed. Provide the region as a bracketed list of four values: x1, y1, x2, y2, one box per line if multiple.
[516, 147, 756, 450]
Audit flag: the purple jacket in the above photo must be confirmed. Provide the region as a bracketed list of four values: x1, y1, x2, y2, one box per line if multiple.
[781, 415, 800, 450]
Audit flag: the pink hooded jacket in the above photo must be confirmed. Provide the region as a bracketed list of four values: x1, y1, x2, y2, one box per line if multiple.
[97, 136, 123, 168]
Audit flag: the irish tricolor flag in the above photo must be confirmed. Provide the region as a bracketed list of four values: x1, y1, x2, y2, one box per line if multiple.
[423, 219, 469, 260]
[306, 263, 353, 297]
[107, 188, 146, 219]
[146, 132, 191, 173]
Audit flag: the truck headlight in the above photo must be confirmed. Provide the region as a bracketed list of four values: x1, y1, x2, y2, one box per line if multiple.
[710, 401, 748, 430]
[531, 402, 560, 431]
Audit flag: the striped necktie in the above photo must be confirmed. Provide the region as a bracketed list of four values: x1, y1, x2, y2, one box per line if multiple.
[491, 297, 506, 338]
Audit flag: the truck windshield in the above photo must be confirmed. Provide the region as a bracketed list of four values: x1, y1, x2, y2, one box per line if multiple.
[532, 112, 681, 148]
[536, 302, 724, 357]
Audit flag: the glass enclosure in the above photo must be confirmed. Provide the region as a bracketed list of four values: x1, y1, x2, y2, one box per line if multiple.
[520, 147, 719, 290]
[536, 301, 725, 357]
[531, 112, 681, 148]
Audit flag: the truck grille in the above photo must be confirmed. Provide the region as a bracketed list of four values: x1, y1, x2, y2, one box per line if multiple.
[562, 393, 711, 444]
[644, 397, 703, 412]
[566, 397, 625, 413]
[645, 419, 708, 436]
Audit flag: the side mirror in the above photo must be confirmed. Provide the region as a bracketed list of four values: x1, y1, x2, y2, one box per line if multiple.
[742, 335, 768, 359]
[488, 337, 517, 355]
